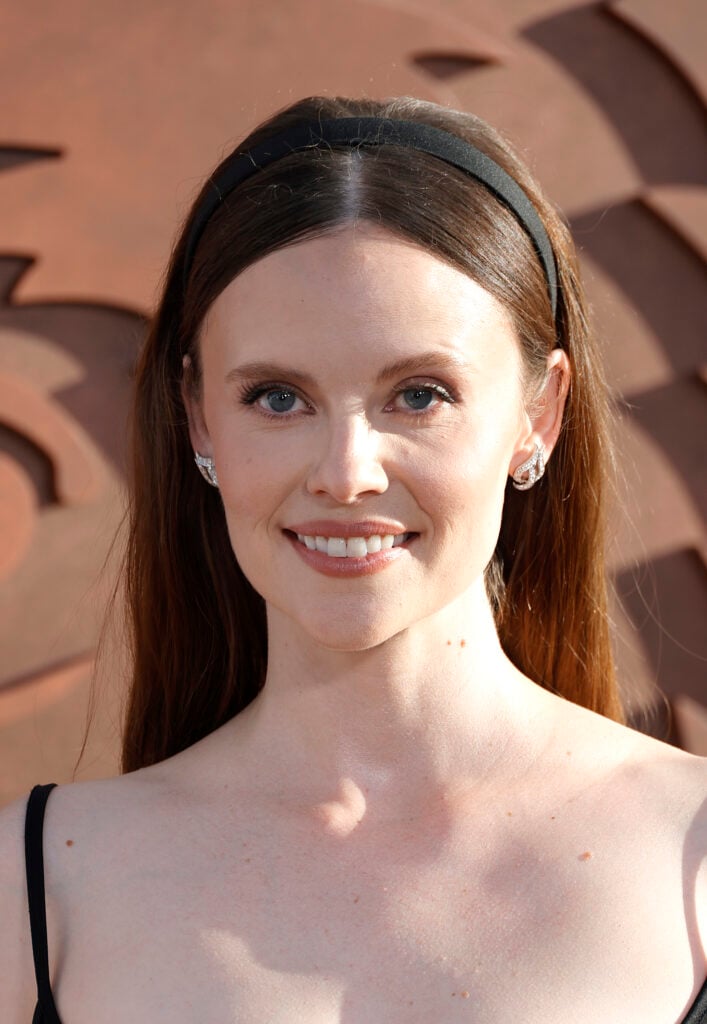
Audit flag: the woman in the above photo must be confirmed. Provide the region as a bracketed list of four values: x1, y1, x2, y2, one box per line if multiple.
[1, 96, 705, 1022]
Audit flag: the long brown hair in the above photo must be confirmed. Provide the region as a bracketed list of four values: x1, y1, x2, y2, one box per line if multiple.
[121, 95, 622, 774]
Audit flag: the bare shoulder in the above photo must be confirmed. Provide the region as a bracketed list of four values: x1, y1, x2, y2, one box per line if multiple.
[550, 703, 707, 994]
[629, 735, 707, 874]
[0, 791, 40, 1023]
[628, 735, 707, 952]
[574, 707, 707, 930]
[0, 771, 165, 1023]
[559, 699, 707, 871]
[29, 769, 172, 895]
[618, 725, 707, 825]
[561, 696, 707, 815]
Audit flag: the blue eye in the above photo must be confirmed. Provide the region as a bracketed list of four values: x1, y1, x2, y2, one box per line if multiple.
[387, 381, 455, 415]
[263, 389, 298, 413]
[239, 382, 311, 418]
[403, 387, 435, 410]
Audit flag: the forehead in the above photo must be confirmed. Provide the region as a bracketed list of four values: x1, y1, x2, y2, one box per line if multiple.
[201, 225, 521, 374]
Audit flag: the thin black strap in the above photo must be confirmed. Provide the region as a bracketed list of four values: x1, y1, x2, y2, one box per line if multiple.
[684, 975, 707, 1024]
[25, 784, 62, 1023]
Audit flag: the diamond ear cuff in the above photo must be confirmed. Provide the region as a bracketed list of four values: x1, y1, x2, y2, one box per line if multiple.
[511, 443, 545, 491]
[194, 452, 219, 488]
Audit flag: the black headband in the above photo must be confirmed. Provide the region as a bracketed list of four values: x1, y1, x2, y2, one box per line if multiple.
[182, 117, 558, 319]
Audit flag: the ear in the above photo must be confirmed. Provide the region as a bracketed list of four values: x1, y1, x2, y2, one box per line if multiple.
[181, 355, 213, 457]
[510, 348, 570, 476]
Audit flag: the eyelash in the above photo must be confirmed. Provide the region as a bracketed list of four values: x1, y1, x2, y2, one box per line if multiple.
[238, 380, 457, 420]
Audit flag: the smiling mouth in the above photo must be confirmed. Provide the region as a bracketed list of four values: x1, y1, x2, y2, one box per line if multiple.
[286, 531, 416, 559]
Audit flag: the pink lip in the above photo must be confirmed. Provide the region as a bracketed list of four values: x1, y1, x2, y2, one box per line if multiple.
[285, 531, 414, 578]
[286, 520, 410, 539]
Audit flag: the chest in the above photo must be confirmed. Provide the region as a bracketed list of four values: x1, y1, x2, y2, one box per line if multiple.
[52, 818, 696, 1023]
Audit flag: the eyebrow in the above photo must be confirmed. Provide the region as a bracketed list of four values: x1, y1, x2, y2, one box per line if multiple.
[224, 352, 469, 387]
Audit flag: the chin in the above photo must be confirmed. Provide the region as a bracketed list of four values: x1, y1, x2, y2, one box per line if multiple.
[303, 615, 401, 653]
[268, 595, 410, 653]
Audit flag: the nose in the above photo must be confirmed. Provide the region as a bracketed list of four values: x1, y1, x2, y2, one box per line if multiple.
[306, 414, 389, 503]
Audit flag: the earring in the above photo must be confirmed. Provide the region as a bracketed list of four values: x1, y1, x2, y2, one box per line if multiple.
[194, 452, 219, 488]
[512, 443, 545, 491]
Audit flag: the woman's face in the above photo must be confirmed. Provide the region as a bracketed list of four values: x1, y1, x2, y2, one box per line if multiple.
[187, 226, 537, 650]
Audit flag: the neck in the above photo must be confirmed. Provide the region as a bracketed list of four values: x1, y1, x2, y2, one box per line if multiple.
[222, 580, 556, 819]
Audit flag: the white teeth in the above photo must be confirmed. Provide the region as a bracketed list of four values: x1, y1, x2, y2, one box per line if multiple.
[347, 537, 368, 558]
[296, 531, 410, 557]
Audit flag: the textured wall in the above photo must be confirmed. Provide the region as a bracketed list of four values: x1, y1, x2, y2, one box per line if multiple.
[1, 0, 705, 806]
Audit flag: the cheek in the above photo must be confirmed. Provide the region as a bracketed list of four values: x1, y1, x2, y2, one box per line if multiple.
[415, 418, 515, 512]
[409, 419, 517, 567]
[208, 404, 296, 514]
[213, 437, 299, 573]
[218, 478, 277, 601]
[217, 451, 281, 529]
